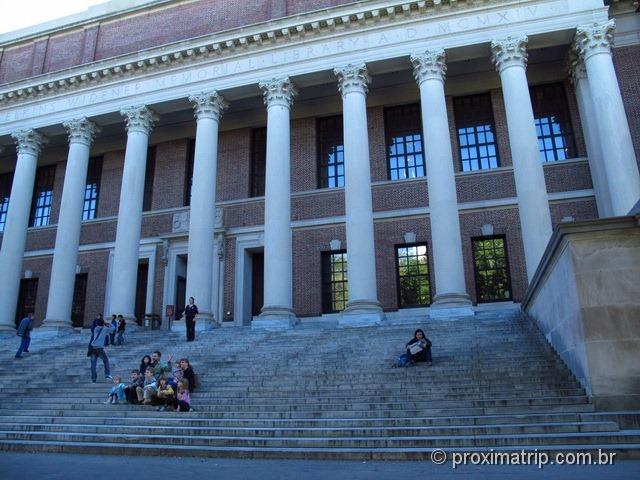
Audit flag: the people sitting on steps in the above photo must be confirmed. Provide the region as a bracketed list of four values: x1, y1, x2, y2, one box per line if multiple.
[392, 328, 433, 368]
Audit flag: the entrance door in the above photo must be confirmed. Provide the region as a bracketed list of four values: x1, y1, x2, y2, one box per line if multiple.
[134, 262, 149, 325]
[251, 252, 264, 317]
[15, 278, 38, 327]
[175, 275, 186, 321]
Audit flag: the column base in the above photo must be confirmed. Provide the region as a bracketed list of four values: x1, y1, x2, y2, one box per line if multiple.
[253, 306, 298, 330]
[430, 293, 474, 319]
[37, 319, 76, 337]
[339, 300, 385, 327]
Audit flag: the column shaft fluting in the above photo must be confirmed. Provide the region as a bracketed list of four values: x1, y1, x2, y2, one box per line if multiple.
[492, 36, 553, 280]
[0, 130, 46, 332]
[109, 106, 157, 320]
[185, 91, 226, 327]
[411, 49, 471, 310]
[43, 119, 99, 330]
[575, 20, 640, 216]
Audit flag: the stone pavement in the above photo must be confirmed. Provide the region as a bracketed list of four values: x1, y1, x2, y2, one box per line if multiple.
[1, 453, 639, 480]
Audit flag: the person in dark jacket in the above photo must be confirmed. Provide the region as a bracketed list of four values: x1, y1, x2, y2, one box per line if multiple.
[106, 314, 117, 346]
[183, 297, 198, 342]
[406, 329, 432, 366]
[89, 319, 116, 382]
[89, 314, 103, 344]
[15, 312, 34, 359]
[116, 315, 126, 345]
[179, 358, 197, 394]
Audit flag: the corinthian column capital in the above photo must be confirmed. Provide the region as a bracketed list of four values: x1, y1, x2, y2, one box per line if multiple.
[567, 50, 588, 86]
[11, 129, 47, 156]
[189, 91, 228, 121]
[574, 20, 616, 61]
[259, 77, 297, 109]
[334, 63, 370, 97]
[411, 48, 447, 84]
[63, 118, 100, 146]
[491, 35, 528, 74]
[120, 105, 158, 135]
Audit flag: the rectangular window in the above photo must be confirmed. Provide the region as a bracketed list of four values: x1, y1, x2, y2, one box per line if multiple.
[0, 172, 13, 233]
[15, 278, 38, 328]
[142, 146, 156, 212]
[321, 251, 348, 314]
[530, 83, 576, 162]
[30, 165, 56, 227]
[396, 244, 431, 308]
[82, 156, 103, 221]
[453, 93, 500, 172]
[250, 128, 266, 197]
[472, 235, 512, 303]
[317, 115, 345, 189]
[71, 273, 88, 327]
[184, 139, 195, 206]
[385, 104, 426, 180]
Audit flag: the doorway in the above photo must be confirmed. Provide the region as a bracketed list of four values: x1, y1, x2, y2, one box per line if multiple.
[15, 278, 38, 327]
[251, 252, 264, 318]
[134, 261, 149, 325]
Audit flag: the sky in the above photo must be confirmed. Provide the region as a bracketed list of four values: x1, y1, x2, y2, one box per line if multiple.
[0, 0, 107, 34]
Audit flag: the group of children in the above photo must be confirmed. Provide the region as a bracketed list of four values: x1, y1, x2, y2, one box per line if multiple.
[104, 350, 196, 413]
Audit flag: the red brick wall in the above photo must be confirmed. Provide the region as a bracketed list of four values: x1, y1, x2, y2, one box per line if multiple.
[614, 45, 640, 171]
[43, 30, 85, 73]
[217, 128, 251, 202]
[151, 140, 188, 211]
[291, 117, 317, 193]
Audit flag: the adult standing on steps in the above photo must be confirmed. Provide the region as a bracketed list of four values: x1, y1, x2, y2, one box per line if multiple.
[183, 297, 198, 342]
[89, 318, 116, 383]
[15, 312, 34, 359]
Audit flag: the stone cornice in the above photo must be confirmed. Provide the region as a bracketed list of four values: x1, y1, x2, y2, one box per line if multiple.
[491, 35, 528, 73]
[0, 0, 487, 105]
[189, 91, 228, 122]
[63, 117, 100, 146]
[574, 19, 616, 62]
[259, 77, 297, 109]
[411, 48, 447, 84]
[335, 63, 371, 97]
[11, 129, 47, 156]
[121, 105, 158, 135]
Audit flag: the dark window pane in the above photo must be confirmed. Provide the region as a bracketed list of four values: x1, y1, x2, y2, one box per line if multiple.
[472, 236, 513, 303]
[82, 156, 103, 221]
[142, 147, 156, 212]
[250, 128, 266, 197]
[384, 104, 426, 181]
[530, 83, 576, 162]
[29, 165, 56, 227]
[184, 139, 195, 206]
[0, 172, 13, 233]
[396, 243, 431, 308]
[453, 94, 501, 172]
[317, 115, 345, 189]
[322, 251, 348, 313]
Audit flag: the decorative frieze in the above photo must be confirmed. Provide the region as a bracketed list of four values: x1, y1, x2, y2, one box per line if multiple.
[411, 48, 447, 84]
[120, 105, 158, 135]
[574, 20, 616, 61]
[188, 91, 228, 121]
[11, 128, 47, 156]
[491, 35, 528, 73]
[62, 117, 100, 146]
[259, 77, 297, 109]
[172, 211, 190, 233]
[334, 63, 370, 97]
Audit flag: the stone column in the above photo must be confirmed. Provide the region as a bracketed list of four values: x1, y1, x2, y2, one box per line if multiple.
[411, 49, 473, 317]
[0, 129, 46, 332]
[575, 20, 640, 216]
[185, 91, 227, 330]
[42, 118, 99, 332]
[334, 63, 384, 326]
[254, 77, 298, 329]
[569, 56, 612, 218]
[491, 36, 553, 281]
[109, 106, 157, 321]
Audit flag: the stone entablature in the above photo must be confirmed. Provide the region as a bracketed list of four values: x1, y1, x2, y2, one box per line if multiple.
[0, 0, 609, 135]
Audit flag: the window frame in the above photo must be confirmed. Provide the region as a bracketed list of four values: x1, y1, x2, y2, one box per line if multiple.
[384, 103, 426, 181]
[0, 172, 13, 233]
[249, 127, 267, 198]
[317, 115, 345, 189]
[395, 243, 432, 308]
[471, 234, 513, 303]
[29, 164, 56, 227]
[82, 156, 103, 221]
[321, 250, 349, 314]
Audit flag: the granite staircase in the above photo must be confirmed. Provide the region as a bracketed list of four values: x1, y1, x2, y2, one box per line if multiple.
[0, 309, 639, 459]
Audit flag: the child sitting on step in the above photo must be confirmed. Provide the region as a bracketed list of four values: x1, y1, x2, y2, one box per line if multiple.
[137, 367, 157, 404]
[105, 375, 126, 404]
[167, 360, 183, 391]
[124, 370, 144, 404]
[155, 377, 175, 411]
[166, 379, 191, 412]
